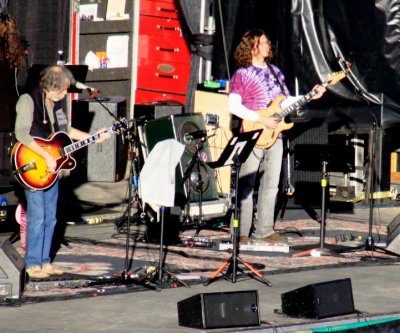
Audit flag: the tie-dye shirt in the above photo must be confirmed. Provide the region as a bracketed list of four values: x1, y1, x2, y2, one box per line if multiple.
[230, 64, 290, 111]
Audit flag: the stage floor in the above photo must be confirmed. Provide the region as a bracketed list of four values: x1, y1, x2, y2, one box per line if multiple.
[1, 178, 400, 332]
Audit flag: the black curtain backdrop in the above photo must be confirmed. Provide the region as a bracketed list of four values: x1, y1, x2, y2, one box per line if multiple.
[178, 0, 214, 113]
[210, 0, 400, 109]
[8, 0, 69, 80]
[212, 0, 281, 81]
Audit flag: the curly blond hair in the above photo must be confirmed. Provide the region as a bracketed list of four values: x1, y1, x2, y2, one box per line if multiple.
[0, 13, 26, 69]
[233, 29, 273, 68]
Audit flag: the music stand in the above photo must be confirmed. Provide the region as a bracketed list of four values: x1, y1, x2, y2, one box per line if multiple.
[204, 130, 272, 287]
[290, 144, 356, 257]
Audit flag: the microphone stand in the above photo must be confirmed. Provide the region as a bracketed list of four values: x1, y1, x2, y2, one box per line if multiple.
[362, 121, 398, 257]
[182, 138, 206, 229]
[82, 93, 157, 288]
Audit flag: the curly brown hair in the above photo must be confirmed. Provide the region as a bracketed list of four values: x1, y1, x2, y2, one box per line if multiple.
[0, 13, 26, 69]
[233, 29, 273, 68]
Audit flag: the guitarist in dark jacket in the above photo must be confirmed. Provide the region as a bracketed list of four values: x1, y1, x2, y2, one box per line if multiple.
[228, 29, 326, 244]
[14, 65, 110, 279]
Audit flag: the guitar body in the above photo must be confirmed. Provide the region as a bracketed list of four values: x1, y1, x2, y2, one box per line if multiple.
[11, 132, 77, 191]
[242, 95, 294, 149]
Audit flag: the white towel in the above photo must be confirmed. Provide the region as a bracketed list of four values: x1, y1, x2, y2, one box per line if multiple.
[139, 139, 185, 210]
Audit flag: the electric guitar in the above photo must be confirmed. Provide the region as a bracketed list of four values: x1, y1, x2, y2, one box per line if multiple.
[242, 71, 347, 149]
[11, 118, 128, 191]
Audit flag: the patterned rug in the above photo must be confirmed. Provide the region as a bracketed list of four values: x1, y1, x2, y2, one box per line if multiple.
[10, 216, 399, 304]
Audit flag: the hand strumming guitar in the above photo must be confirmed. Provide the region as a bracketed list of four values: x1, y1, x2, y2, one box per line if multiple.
[257, 115, 279, 130]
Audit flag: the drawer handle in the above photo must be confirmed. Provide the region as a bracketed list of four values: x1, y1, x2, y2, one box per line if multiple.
[156, 73, 178, 79]
[157, 25, 180, 32]
[156, 46, 179, 53]
[158, 7, 178, 14]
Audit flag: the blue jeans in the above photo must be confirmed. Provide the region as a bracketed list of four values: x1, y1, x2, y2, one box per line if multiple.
[238, 139, 283, 238]
[24, 179, 59, 268]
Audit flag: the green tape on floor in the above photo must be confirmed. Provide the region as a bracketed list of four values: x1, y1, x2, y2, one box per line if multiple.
[312, 317, 400, 332]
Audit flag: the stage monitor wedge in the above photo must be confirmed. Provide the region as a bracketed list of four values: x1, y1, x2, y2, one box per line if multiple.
[281, 278, 355, 319]
[386, 214, 400, 255]
[177, 290, 260, 329]
[0, 239, 25, 299]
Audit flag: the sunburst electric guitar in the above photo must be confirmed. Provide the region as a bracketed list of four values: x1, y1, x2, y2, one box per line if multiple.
[11, 118, 127, 191]
[242, 71, 347, 149]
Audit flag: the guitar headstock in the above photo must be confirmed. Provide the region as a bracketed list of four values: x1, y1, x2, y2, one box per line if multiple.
[327, 71, 347, 85]
[112, 118, 128, 134]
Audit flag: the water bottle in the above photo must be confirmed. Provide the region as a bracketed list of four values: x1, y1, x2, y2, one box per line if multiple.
[0, 196, 8, 222]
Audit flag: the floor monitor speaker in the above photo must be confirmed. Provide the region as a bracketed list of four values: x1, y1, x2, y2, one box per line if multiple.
[144, 114, 219, 206]
[72, 97, 127, 182]
[0, 239, 25, 298]
[386, 214, 400, 254]
[177, 290, 260, 329]
[281, 278, 355, 319]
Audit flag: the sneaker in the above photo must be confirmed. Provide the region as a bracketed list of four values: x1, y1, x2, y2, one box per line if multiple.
[26, 265, 49, 279]
[253, 233, 288, 243]
[42, 263, 63, 275]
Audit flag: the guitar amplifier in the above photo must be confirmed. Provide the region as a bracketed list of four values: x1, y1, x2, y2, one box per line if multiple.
[72, 97, 127, 182]
[134, 100, 184, 124]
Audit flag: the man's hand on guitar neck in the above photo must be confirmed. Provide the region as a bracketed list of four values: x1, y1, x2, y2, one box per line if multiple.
[94, 128, 111, 144]
[311, 84, 326, 100]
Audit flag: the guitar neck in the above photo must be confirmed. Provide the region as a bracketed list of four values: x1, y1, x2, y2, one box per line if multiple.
[279, 81, 328, 118]
[63, 130, 107, 155]
[62, 118, 126, 155]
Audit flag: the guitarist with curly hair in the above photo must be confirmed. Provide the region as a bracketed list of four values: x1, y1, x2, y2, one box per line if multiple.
[228, 29, 327, 244]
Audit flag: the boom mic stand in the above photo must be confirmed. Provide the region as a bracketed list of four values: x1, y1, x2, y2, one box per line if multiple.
[83, 95, 156, 288]
[290, 144, 357, 257]
[361, 121, 399, 257]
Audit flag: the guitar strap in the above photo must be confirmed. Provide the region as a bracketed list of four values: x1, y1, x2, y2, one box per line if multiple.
[54, 107, 68, 133]
[267, 63, 287, 96]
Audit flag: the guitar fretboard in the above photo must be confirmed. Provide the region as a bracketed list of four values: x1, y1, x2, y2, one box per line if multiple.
[63, 133, 101, 155]
[61, 118, 127, 156]
[278, 82, 328, 119]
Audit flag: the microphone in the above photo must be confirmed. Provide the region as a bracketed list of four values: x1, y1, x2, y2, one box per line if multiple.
[75, 82, 100, 93]
[183, 130, 207, 144]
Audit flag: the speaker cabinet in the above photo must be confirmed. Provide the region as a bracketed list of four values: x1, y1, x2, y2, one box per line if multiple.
[281, 278, 355, 319]
[72, 97, 127, 182]
[281, 118, 328, 207]
[134, 101, 183, 123]
[194, 90, 232, 195]
[386, 214, 400, 254]
[0, 239, 25, 298]
[144, 114, 219, 206]
[177, 290, 260, 329]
